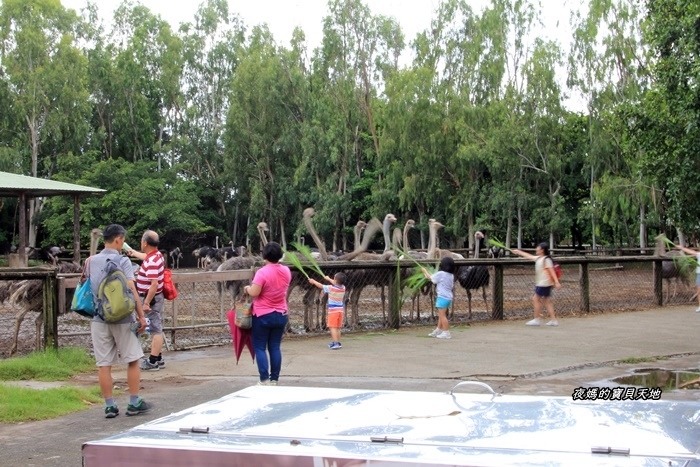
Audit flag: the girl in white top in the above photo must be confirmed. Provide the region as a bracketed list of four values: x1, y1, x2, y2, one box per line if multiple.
[512, 242, 562, 326]
[674, 243, 700, 312]
[423, 257, 456, 339]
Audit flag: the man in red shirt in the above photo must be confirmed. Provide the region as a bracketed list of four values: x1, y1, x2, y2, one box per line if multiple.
[128, 230, 166, 370]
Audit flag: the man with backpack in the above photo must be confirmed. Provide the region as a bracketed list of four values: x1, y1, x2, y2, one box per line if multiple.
[127, 230, 166, 370]
[88, 224, 151, 418]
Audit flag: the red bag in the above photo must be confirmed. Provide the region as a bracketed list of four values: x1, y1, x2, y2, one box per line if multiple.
[162, 268, 178, 300]
[553, 262, 563, 280]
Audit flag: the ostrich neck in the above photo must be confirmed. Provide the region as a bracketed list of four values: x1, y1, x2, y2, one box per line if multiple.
[258, 227, 268, 247]
[474, 237, 480, 259]
[403, 225, 412, 251]
[383, 219, 392, 252]
[427, 224, 436, 258]
[353, 225, 362, 251]
[304, 214, 328, 261]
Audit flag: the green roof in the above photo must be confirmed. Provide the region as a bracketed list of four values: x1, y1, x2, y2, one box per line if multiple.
[0, 171, 105, 197]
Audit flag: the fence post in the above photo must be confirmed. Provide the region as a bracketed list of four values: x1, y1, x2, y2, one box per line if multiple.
[653, 260, 663, 306]
[388, 266, 401, 329]
[579, 262, 590, 313]
[43, 272, 59, 351]
[490, 264, 504, 320]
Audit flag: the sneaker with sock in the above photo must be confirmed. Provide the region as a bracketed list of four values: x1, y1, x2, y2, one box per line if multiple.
[526, 318, 542, 326]
[156, 359, 165, 368]
[330, 342, 342, 349]
[140, 359, 159, 371]
[436, 331, 451, 339]
[126, 399, 151, 416]
[546, 320, 559, 326]
[428, 328, 440, 337]
[104, 405, 119, 419]
[327, 342, 336, 348]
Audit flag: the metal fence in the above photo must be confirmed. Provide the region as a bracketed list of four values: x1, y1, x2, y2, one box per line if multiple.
[0, 255, 696, 357]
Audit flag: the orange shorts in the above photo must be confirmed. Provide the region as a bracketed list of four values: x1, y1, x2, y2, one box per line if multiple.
[327, 310, 344, 328]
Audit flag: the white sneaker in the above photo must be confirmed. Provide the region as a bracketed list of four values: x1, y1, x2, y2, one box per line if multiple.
[428, 328, 440, 337]
[436, 331, 451, 339]
[695, 307, 700, 313]
[546, 320, 559, 326]
[526, 319, 542, 326]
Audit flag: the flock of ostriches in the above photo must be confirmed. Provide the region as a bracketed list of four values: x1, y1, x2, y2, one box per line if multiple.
[1, 216, 696, 355]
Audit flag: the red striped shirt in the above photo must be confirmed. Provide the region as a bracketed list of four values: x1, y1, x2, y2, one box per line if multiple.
[136, 250, 165, 294]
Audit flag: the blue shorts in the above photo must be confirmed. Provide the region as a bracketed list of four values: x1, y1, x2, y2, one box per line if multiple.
[534, 286, 552, 298]
[435, 297, 452, 309]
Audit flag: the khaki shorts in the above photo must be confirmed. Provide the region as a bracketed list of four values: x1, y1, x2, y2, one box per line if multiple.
[91, 321, 144, 366]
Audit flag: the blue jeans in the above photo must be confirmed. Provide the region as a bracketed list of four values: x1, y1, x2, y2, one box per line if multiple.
[251, 312, 288, 382]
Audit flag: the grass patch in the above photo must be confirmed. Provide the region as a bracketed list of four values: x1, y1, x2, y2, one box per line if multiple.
[618, 356, 660, 364]
[0, 384, 102, 423]
[0, 347, 94, 381]
[0, 348, 101, 423]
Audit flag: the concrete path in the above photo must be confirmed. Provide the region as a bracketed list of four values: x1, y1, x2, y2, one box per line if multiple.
[1, 305, 699, 466]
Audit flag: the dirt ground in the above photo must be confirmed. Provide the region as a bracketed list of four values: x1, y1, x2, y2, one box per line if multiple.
[1, 262, 696, 357]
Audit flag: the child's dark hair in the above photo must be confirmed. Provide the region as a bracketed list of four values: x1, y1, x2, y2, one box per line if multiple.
[334, 272, 347, 285]
[262, 242, 284, 263]
[438, 257, 456, 274]
[538, 242, 551, 257]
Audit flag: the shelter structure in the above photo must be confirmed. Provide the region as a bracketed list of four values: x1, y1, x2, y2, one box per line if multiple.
[0, 172, 105, 267]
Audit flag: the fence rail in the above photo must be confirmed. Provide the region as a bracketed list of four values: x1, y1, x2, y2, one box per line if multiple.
[0, 255, 696, 357]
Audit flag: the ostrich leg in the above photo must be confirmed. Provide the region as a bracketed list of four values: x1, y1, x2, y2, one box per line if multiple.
[467, 290, 473, 321]
[10, 307, 34, 356]
[481, 286, 488, 313]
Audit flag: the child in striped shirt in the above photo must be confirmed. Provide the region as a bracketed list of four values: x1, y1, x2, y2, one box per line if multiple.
[309, 272, 347, 349]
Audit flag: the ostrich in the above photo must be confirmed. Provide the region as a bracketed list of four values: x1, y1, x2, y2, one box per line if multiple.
[654, 234, 693, 303]
[299, 208, 384, 330]
[193, 246, 219, 269]
[3, 228, 101, 355]
[215, 246, 261, 305]
[427, 219, 465, 260]
[169, 247, 183, 269]
[214, 223, 269, 305]
[456, 231, 490, 320]
[45, 246, 65, 265]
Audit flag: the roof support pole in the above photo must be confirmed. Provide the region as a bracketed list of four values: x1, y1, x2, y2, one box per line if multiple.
[18, 192, 27, 267]
[73, 195, 81, 264]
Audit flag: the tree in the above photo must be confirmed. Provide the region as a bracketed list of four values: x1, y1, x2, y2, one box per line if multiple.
[0, 0, 89, 246]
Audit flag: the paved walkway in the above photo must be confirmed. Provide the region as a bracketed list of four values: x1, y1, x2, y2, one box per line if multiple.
[2, 305, 699, 466]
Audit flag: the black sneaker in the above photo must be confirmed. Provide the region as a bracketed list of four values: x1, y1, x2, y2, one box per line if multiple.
[126, 399, 151, 416]
[104, 405, 119, 418]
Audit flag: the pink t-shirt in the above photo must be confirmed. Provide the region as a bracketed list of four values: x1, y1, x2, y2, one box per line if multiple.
[251, 262, 292, 316]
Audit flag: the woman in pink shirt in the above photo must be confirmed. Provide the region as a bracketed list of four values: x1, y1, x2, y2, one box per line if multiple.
[243, 242, 291, 385]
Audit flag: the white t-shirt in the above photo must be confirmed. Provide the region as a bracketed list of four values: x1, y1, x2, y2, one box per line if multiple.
[535, 256, 554, 287]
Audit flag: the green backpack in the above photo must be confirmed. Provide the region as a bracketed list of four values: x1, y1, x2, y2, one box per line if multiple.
[97, 257, 136, 323]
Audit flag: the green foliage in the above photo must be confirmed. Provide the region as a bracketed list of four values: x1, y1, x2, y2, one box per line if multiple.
[2, 0, 699, 257]
[0, 347, 94, 381]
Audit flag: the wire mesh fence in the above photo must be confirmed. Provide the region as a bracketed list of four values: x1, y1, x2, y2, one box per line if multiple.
[0, 255, 697, 357]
